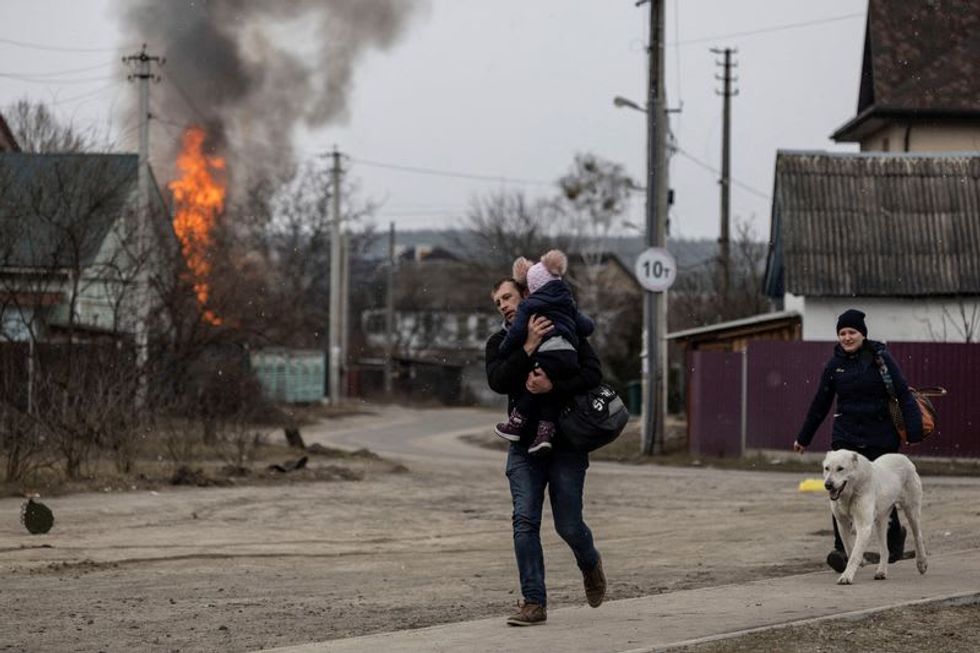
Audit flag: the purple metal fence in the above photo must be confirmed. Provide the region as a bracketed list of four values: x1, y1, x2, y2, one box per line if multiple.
[688, 350, 743, 457]
[886, 343, 980, 457]
[745, 341, 834, 452]
[735, 341, 980, 458]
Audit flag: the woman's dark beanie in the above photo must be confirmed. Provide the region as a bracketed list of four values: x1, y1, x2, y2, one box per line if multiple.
[836, 309, 868, 336]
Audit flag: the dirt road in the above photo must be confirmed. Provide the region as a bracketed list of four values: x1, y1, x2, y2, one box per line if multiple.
[3, 405, 980, 652]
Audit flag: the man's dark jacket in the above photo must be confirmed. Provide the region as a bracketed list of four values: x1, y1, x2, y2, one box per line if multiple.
[796, 340, 923, 450]
[486, 327, 602, 448]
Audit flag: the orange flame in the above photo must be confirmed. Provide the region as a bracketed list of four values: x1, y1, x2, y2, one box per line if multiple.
[169, 126, 225, 325]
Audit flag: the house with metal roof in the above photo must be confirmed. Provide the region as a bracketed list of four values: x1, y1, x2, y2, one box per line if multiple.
[832, 0, 980, 152]
[0, 152, 175, 342]
[764, 150, 980, 342]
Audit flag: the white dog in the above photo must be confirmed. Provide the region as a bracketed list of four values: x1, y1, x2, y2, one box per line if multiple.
[822, 449, 928, 584]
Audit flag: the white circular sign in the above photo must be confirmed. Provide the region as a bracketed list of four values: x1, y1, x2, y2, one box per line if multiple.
[634, 247, 677, 292]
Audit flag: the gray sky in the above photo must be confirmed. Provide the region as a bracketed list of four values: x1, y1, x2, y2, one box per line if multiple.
[0, 0, 866, 241]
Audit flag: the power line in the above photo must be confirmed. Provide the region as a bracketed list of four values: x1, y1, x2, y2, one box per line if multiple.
[0, 61, 116, 78]
[47, 81, 124, 107]
[670, 12, 864, 47]
[0, 73, 118, 85]
[674, 147, 770, 200]
[0, 35, 137, 53]
[349, 157, 555, 187]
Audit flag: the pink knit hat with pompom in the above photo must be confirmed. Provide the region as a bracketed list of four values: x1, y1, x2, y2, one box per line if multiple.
[524, 249, 568, 294]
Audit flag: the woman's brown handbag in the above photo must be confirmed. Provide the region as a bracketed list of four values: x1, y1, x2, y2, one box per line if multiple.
[875, 353, 946, 443]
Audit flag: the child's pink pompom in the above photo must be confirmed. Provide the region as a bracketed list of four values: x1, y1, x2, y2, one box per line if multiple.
[512, 256, 532, 282]
[539, 249, 568, 276]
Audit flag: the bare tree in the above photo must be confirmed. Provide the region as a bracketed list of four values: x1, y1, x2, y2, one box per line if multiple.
[448, 189, 571, 274]
[557, 153, 636, 249]
[553, 153, 637, 371]
[669, 218, 769, 330]
[0, 154, 163, 480]
[3, 98, 105, 153]
[924, 297, 980, 343]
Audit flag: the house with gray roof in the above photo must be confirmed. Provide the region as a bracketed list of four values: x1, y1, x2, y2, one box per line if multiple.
[0, 152, 175, 343]
[832, 0, 980, 152]
[761, 0, 980, 343]
[764, 150, 980, 342]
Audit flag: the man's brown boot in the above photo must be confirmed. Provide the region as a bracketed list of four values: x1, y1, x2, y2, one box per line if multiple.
[583, 557, 606, 608]
[506, 600, 547, 626]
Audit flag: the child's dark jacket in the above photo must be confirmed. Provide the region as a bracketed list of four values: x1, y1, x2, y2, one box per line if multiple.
[498, 280, 594, 355]
[485, 329, 602, 449]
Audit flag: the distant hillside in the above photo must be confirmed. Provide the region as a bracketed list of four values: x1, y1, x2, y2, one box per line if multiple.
[362, 228, 721, 272]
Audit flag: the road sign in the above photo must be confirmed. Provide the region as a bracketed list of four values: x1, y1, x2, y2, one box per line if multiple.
[634, 247, 676, 292]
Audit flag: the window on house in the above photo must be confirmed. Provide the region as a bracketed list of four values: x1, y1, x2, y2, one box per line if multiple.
[476, 315, 489, 339]
[456, 314, 470, 341]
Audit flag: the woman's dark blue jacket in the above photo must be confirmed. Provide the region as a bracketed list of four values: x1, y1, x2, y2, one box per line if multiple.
[498, 279, 594, 355]
[796, 339, 924, 450]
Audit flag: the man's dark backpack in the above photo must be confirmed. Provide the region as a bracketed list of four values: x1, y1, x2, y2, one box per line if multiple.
[559, 384, 630, 452]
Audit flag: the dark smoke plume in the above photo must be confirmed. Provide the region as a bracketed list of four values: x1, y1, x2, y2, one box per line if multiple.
[117, 0, 427, 186]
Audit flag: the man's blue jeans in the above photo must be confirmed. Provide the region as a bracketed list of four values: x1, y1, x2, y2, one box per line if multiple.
[505, 443, 599, 607]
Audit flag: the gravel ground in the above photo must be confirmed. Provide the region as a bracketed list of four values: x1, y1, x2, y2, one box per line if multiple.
[3, 407, 980, 652]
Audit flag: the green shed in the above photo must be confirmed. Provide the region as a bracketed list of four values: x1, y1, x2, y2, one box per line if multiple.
[250, 348, 325, 404]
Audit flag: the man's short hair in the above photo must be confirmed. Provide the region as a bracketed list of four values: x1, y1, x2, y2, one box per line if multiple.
[491, 277, 526, 298]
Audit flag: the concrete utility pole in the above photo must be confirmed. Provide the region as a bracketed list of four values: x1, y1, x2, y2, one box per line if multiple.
[328, 147, 343, 405]
[385, 222, 395, 397]
[123, 44, 163, 409]
[712, 47, 738, 300]
[638, 0, 670, 456]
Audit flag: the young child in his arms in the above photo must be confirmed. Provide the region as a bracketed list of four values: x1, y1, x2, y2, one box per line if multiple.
[495, 249, 594, 454]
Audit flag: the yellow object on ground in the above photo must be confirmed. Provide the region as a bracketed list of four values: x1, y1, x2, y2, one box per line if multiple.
[798, 478, 825, 493]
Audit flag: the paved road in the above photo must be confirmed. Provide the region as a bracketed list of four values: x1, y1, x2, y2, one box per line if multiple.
[301, 405, 504, 464]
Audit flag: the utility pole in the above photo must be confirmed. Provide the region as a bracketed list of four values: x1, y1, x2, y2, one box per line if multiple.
[123, 44, 163, 409]
[328, 147, 343, 405]
[340, 230, 351, 400]
[711, 47, 738, 300]
[384, 222, 395, 398]
[637, 0, 669, 456]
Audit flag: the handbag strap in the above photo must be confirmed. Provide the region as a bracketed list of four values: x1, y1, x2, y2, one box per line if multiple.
[874, 353, 898, 401]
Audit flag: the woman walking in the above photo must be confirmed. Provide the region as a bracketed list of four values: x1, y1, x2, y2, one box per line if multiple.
[793, 309, 924, 572]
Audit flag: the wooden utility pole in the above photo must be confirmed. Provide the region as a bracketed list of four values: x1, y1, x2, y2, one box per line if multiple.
[340, 230, 350, 400]
[385, 222, 395, 397]
[711, 47, 738, 299]
[328, 147, 343, 405]
[638, 0, 669, 456]
[123, 44, 163, 409]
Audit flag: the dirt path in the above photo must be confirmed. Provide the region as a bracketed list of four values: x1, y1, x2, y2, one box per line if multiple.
[3, 406, 980, 652]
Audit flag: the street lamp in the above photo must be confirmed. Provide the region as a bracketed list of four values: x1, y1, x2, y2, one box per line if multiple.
[613, 95, 646, 113]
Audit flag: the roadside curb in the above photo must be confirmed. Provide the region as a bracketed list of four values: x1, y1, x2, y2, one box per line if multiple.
[644, 590, 980, 652]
